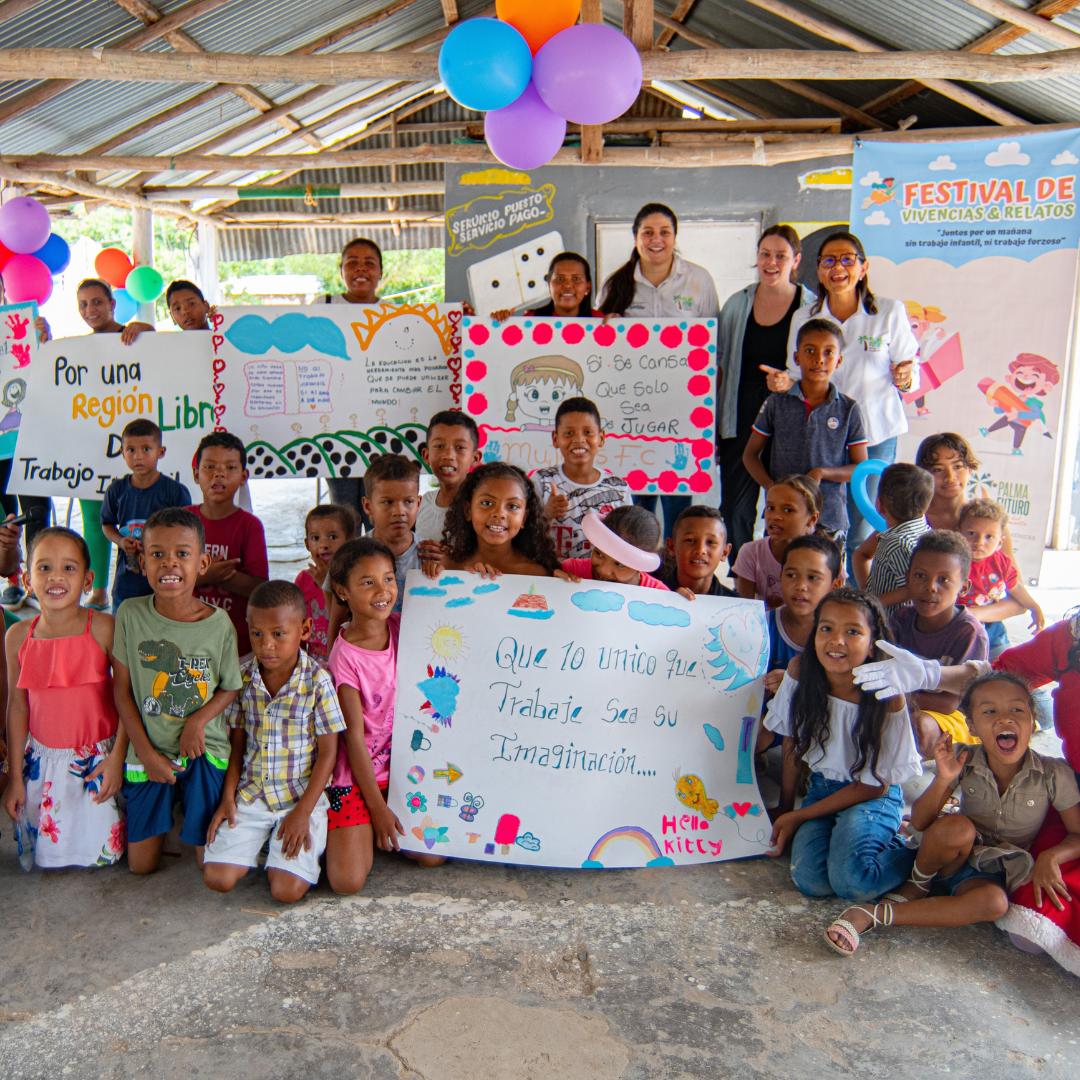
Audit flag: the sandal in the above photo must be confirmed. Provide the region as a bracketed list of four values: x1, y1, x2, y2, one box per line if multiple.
[824, 901, 893, 956]
[884, 862, 935, 903]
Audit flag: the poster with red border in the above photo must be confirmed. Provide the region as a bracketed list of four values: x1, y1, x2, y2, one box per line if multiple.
[461, 316, 717, 495]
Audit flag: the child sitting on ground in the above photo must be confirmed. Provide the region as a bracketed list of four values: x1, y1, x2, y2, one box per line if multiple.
[558, 506, 678, 592]
[113, 508, 242, 875]
[531, 396, 632, 560]
[658, 506, 735, 596]
[853, 462, 933, 610]
[958, 498, 1044, 655]
[734, 475, 823, 608]
[892, 530, 988, 757]
[203, 580, 344, 903]
[295, 504, 355, 663]
[189, 432, 268, 658]
[823, 671, 1080, 955]
[100, 418, 191, 612]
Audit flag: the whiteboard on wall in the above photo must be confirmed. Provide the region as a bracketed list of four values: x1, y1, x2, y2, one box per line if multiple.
[594, 219, 760, 309]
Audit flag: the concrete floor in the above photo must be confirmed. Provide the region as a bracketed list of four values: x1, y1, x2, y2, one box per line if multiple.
[4, 484, 1076, 1079]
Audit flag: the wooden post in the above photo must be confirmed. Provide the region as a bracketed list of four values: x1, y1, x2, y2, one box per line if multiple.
[623, 0, 655, 51]
[195, 221, 220, 304]
[131, 207, 155, 323]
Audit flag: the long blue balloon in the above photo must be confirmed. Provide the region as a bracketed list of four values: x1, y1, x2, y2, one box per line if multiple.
[849, 457, 888, 533]
[438, 18, 532, 113]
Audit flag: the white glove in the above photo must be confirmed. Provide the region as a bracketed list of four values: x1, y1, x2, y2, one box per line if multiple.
[852, 640, 941, 700]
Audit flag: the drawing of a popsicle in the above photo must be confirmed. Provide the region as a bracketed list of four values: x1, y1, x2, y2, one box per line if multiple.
[495, 813, 521, 854]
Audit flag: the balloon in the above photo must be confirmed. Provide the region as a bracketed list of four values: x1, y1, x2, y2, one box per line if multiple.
[0, 196, 52, 255]
[1, 254, 53, 305]
[484, 83, 567, 170]
[0, 241, 12, 271]
[438, 18, 532, 112]
[533, 24, 643, 125]
[113, 288, 139, 324]
[33, 232, 71, 275]
[95, 247, 133, 288]
[849, 458, 889, 533]
[124, 264, 164, 303]
[496, 0, 580, 53]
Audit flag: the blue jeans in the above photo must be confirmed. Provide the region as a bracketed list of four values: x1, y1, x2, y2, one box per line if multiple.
[846, 436, 898, 560]
[632, 494, 689, 542]
[789, 772, 914, 902]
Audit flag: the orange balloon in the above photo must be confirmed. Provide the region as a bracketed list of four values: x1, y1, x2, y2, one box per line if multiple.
[94, 246, 133, 288]
[496, 0, 581, 54]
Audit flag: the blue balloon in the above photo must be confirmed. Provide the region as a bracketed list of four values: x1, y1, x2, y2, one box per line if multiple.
[113, 287, 139, 324]
[850, 458, 889, 533]
[32, 232, 71, 275]
[438, 18, 532, 112]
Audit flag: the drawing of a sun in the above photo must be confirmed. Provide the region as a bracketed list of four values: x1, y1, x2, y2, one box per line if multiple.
[429, 623, 467, 661]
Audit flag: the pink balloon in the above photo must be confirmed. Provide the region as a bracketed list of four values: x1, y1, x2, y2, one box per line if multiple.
[533, 24, 642, 125]
[484, 83, 567, 170]
[2, 253, 53, 305]
[0, 196, 52, 255]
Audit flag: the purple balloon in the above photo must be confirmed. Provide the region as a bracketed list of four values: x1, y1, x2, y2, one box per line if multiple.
[485, 83, 567, 170]
[0, 196, 52, 255]
[533, 24, 642, 125]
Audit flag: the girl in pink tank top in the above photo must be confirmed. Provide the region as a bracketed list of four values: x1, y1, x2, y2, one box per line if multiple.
[3, 527, 125, 869]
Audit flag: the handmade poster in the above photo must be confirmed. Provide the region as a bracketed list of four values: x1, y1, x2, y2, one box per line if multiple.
[7, 332, 213, 499]
[0, 301, 36, 462]
[211, 303, 461, 480]
[386, 571, 770, 869]
[461, 316, 718, 495]
[852, 130, 1080, 581]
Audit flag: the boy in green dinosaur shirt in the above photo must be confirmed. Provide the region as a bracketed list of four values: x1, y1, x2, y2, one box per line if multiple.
[114, 507, 243, 875]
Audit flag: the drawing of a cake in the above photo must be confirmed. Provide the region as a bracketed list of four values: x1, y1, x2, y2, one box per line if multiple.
[507, 584, 554, 620]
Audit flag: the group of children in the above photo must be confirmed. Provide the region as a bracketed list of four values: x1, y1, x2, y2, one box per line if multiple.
[2, 335, 1077, 974]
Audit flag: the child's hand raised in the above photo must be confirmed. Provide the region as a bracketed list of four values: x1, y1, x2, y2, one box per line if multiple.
[205, 798, 237, 846]
[371, 801, 405, 852]
[759, 365, 793, 394]
[201, 556, 241, 584]
[545, 482, 570, 520]
[277, 806, 313, 860]
[931, 732, 969, 785]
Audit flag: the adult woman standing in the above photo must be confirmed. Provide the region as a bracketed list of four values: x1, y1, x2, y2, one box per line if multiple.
[716, 225, 814, 561]
[765, 231, 918, 560]
[490, 251, 597, 322]
[76, 278, 154, 609]
[599, 203, 720, 537]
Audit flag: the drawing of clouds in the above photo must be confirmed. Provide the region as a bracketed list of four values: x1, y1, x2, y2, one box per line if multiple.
[515, 832, 542, 852]
[473, 583, 500, 594]
[446, 597, 474, 608]
[859, 170, 883, 187]
[928, 154, 956, 171]
[1052, 149, 1079, 166]
[439, 576, 464, 586]
[409, 586, 447, 597]
[571, 589, 625, 613]
[864, 210, 891, 226]
[985, 141, 1030, 167]
[224, 313, 350, 360]
[628, 600, 691, 628]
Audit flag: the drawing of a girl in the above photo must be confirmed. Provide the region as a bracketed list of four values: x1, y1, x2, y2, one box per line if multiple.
[505, 355, 584, 431]
[905, 300, 949, 416]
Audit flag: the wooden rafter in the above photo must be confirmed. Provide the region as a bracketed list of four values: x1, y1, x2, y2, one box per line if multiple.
[656, 0, 698, 49]
[861, 0, 1080, 115]
[0, 0, 45, 26]
[960, 0, 1080, 47]
[739, 0, 1024, 125]
[623, 0, 654, 51]
[439, 0, 458, 24]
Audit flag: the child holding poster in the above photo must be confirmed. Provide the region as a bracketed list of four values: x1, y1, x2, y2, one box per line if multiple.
[557, 507, 674, 592]
[764, 588, 922, 902]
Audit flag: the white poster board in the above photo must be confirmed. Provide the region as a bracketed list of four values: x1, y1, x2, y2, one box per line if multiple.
[387, 571, 771, 869]
[0, 301, 36, 463]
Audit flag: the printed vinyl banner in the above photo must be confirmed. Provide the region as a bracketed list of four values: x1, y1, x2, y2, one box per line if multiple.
[462, 316, 718, 495]
[386, 571, 771, 869]
[8, 332, 213, 498]
[852, 130, 1080, 580]
[211, 304, 462, 480]
[0, 301, 36, 462]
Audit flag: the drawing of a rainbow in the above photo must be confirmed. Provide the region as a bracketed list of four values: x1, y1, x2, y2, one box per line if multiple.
[581, 826, 675, 869]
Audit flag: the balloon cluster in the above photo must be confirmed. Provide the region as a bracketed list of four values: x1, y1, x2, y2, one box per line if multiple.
[94, 247, 164, 323]
[0, 196, 72, 307]
[439, 2, 643, 170]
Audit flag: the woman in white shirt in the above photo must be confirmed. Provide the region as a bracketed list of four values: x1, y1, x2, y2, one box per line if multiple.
[598, 204, 720, 537]
[765, 231, 918, 562]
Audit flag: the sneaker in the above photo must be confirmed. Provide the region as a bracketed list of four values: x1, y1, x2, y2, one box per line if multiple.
[0, 582, 26, 610]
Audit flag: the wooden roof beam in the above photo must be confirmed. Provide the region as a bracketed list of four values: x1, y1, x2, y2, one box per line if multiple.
[960, 0, 1080, 47]
[439, 0, 458, 24]
[623, 0, 654, 51]
[0, 0, 46, 26]
[656, 0, 698, 49]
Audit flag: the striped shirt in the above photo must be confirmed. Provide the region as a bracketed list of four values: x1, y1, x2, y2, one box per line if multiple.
[867, 516, 931, 606]
[227, 651, 346, 812]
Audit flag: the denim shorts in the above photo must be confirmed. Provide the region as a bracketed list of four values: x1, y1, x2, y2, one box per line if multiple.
[936, 861, 1007, 895]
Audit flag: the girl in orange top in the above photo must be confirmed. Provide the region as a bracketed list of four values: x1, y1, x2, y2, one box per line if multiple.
[3, 527, 125, 868]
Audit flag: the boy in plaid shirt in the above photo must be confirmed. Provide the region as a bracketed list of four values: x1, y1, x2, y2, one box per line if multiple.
[203, 580, 344, 903]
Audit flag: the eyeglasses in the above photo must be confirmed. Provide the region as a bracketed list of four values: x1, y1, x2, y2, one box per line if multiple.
[550, 275, 587, 286]
[818, 254, 863, 269]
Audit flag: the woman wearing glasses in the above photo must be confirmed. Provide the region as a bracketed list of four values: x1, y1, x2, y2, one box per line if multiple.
[765, 231, 918, 561]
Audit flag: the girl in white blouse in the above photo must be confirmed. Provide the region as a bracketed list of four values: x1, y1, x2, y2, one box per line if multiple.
[764, 588, 922, 903]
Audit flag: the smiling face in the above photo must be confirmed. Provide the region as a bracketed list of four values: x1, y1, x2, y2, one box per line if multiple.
[966, 678, 1034, 768]
[78, 285, 116, 331]
[925, 447, 971, 503]
[26, 534, 91, 610]
[1008, 364, 1053, 397]
[547, 258, 591, 315]
[634, 212, 677, 270]
[907, 549, 966, 627]
[670, 517, 729, 583]
[816, 238, 867, 299]
[764, 483, 818, 542]
[423, 423, 480, 493]
[780, 547, 836, 620]
[341, 242, 382, 302]
[122, 435, 165, 480]
[141, 524, 208, 599]
[196, 446, 248, 506]
[961, 515, 1003, 562]
[363, 477, 420, 548]
[467, 476, 527, 549]
[757, 234, 800, 289]
[514, 377, 577, 426]
[168, 288, 211, 331]
[248, 604, 309, 678]
[336, 554, 397, 622]
[794, 328, 843, 388]
[814, 599, 875, 675]
[552, 410, 603, 472]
